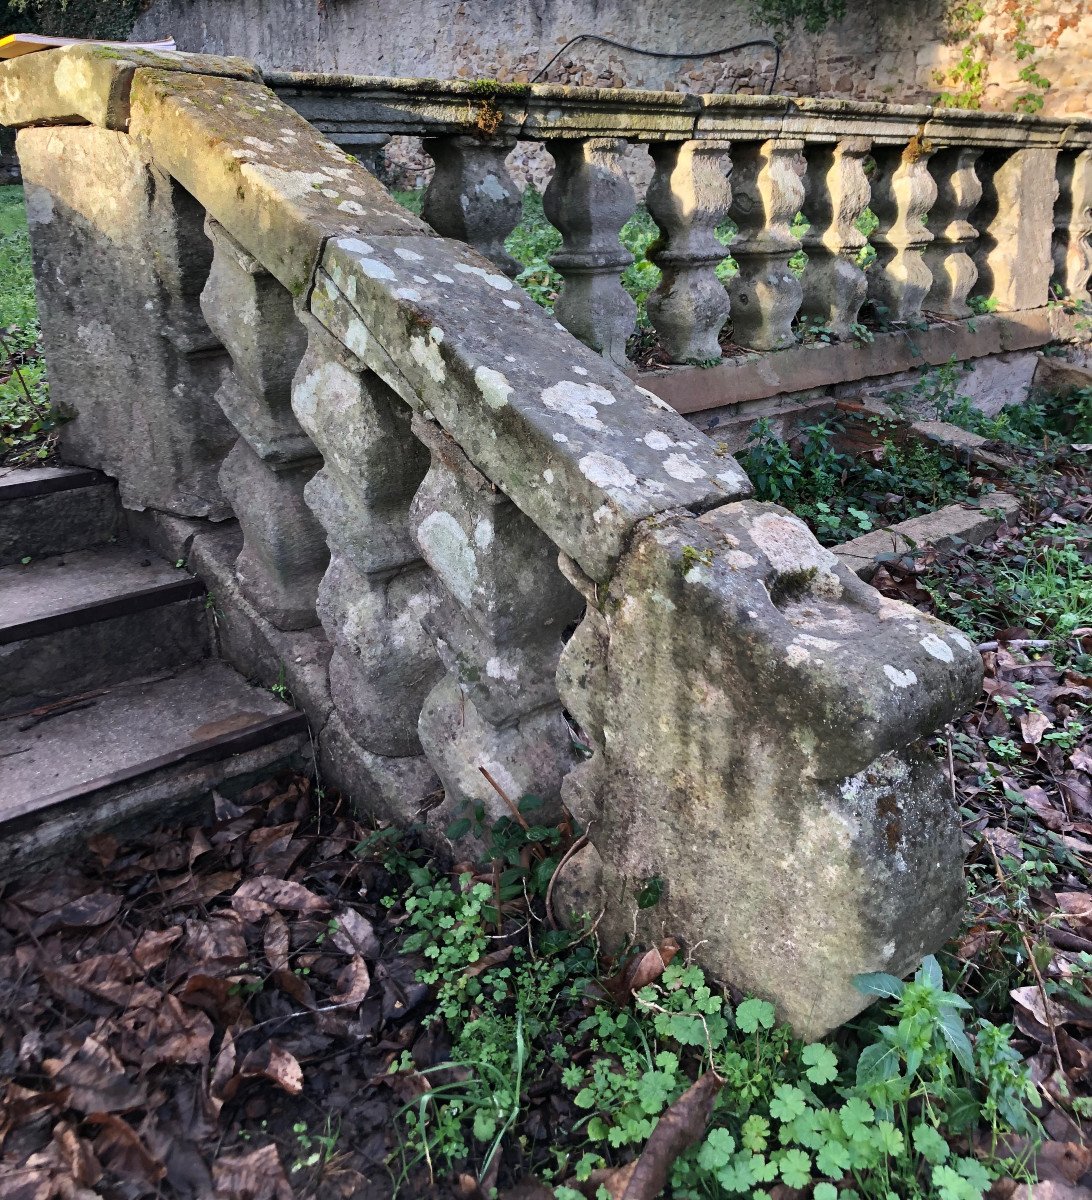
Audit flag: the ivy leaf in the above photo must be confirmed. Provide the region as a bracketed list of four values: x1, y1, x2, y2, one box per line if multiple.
[778, 1148, 812, 1189]
[735, 998, 776, 1034]
[802, 1042, 839, 1085]
[912, 1122, 950, 1165]
[769, 1083, 808, 1123]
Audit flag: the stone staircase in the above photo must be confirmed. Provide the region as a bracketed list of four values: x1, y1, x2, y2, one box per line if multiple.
[0, 465, 310, 876]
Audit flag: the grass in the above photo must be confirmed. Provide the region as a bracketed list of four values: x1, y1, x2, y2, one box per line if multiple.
[0, 185, 56, 464]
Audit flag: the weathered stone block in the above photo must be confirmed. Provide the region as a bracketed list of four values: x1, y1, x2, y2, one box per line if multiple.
[18, 125, 235, 519]
[556, 501, 980, 1038]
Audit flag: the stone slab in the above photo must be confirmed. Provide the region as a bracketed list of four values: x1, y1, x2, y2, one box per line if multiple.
[129, 69, 431, 299]
[639, 309, 1057, 416]
[0, 44, 259, 131]
[314, 234, 750, 582]
[0, 543, 210, 715]
[0, 660, 309, 878]
[0, 467, 119, 567]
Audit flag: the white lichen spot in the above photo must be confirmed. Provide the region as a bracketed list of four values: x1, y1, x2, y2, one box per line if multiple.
[320, 188, 340, 199]
[573, 365, 589, 376]
[502, 298, 521, 310]
[357, 257, 397, 281]
[786, 644, 811, 668]
[593, 504, 613, 524]
[433, 272, 454, 284]
[881, 941, 896, 961]
[485, 656, 519, 683]
[579, 453, 637, 491]
[552, 432, 569, 444]
[948, 630, 974, 652]
[394, 247, 425, 261]
[920, 632, 954, 663]
[337, 237, 376, 256]
[478, 175, 510, 202]
[643, 430, 675, 451]
[796, 634, 840, 651]
[338, 200, 366, 215]
[413, 275, 428, 284]
[409, 330, 446, 383]
[395, 287, 422, 302]
[662, 453, 707, 483]
[344, 318, 371, 359]
[541, 380, 616, 432]
[474, 365, 512, 410]
[243, 135, 275, 153]
[884, 665, 918, 688]
[231, 148, 258, 161]
[455, 261, 514, 291]
[474, 519, 494, 550]
[543, 468, 555, 485]
[417, 512, 478, 608]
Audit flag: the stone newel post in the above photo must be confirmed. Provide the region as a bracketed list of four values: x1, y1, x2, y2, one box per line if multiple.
[1053, 148, 1092, 303]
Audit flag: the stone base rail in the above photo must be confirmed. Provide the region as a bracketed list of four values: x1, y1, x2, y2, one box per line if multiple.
[3, 46, 987, 1037]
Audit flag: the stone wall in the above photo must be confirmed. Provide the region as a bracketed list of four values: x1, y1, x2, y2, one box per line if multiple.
[132, 0, 1090, 115]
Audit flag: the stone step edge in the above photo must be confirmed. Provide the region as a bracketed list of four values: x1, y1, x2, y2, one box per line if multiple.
[834, 493, 1022, 581]
[0, 468, 108, 502]
[3, 707, 310, 830]
[0, 574, 205, 645]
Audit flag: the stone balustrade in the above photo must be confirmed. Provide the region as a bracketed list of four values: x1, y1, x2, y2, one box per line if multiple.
[6, 46, 990, 1036]
[271, 72, 1092, 369]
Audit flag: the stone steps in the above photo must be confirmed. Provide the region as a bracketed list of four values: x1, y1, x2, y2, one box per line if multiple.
[0, 464, 311, 874]
[0, 464, 119, 566]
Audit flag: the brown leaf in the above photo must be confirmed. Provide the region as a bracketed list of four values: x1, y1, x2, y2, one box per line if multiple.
[181, 914, 248, 972]
[1020, 710, 1053, 746]
[331, 907, 381, 960]
[231, 876, 328, 922]
[31, 892, 122, 936]
[463, 945, 513, 979]
[592, 1071, 723, 1200]
[52, 1121, 102, 1186]
[131, 927, 182, 972]
[1057, 892, 1092, 938]
[239, 1042, 304, 1095]
[138, 995, 215, 1066]
[44, 1036, 146, 1114]
[212, 1144, 293, 1200]
[86, 1113, 166, 1186]
[263, 911, 290, 972]
[1071, 747, 1092, 775]
[615, 938, 680, 999]
[328, 956, 371, 1006]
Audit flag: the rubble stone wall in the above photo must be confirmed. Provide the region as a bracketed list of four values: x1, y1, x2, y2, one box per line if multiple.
[133, 0, 1090, 115]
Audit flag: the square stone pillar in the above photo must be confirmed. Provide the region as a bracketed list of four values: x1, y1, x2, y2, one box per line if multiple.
[18, 126, 234, 518]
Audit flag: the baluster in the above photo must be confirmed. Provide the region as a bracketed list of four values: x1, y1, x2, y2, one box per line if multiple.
[290, 319, 442, 811]
[201, 219, 327, 630]
[867, 140, 937, 324]
[1053, 148, 1092, 303]
[409, 415, 584, 826]
[544, 137, 637, 366]
[973, 148, 1059, 311]
[922, 147, 983, 317]
[799, 136, 871, 339]
[727, 138, 806, 351]
[421, 135, 523, 276]
[645, 139, 732, 363]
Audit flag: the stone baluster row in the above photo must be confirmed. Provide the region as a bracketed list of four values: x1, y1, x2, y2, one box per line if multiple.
[414, 129, 1085, 366]
[1053, 148, 1092, 303]
[799, 137, 871, 338]
[200, 220, 328, 631]
[408, 417, 584, 826]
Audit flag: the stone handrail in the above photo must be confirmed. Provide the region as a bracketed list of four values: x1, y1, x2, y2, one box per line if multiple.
[4, 46, 983, 1036]
[270, 71, 1092, 366]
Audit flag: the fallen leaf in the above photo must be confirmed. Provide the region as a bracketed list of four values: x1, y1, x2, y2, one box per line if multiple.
[328, 956, 372, 1006]
[238, 1042, 304, 1095]
[1020, 710, 1053, 746]
[212, 1144, 293, 1200]
[86, 1113, 166, 1186]
[331, 907, 381, 960]
[231, 876, 328, 922]
[31, 892, 122, 936]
